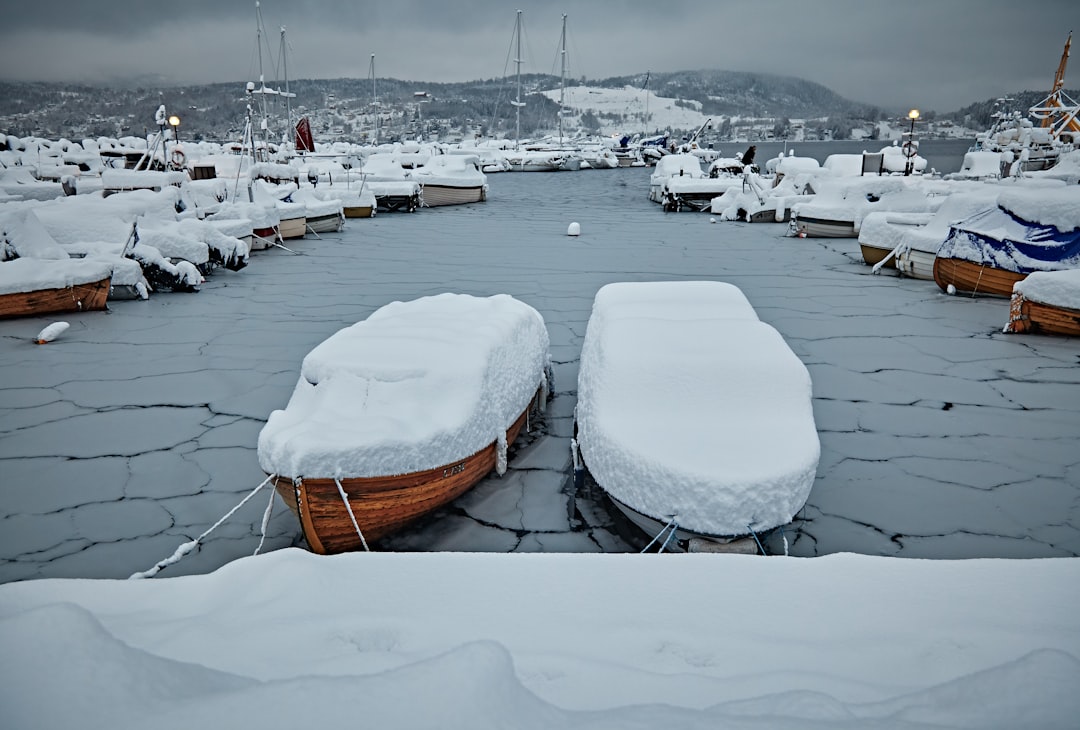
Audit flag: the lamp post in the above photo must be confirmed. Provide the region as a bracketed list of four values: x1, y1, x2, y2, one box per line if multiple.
[904, 108, 919, 175]
[168, 114, 181, 143]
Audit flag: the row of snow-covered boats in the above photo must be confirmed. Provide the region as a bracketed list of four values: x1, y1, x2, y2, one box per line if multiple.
[257, 282, 819, 556]
[646, 141, 1080, 338]
[0, 135, 500, 320]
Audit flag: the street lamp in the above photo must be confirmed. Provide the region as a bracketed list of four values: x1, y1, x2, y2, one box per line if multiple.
[168, 114, 181, 142]
[904, 108, 919, 175]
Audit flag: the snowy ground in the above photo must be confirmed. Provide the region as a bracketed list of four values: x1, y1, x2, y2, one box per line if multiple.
[1, 166, 1078, 584]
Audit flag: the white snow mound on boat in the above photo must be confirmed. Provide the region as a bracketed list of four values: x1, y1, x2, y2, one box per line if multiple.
[258, 293, 550, 478]
[577, 281, 820, 536]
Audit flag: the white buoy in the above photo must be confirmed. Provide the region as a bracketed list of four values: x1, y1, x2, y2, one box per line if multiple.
[709, 217, 716, 223]
[946, 284, 957, 295]
[567, 222, 581, 237]
[35, 321, 70, 344]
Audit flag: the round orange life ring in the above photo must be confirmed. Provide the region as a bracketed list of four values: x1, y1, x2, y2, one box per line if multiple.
[902, 141, 917, 158]
[170, 148, 186, 168]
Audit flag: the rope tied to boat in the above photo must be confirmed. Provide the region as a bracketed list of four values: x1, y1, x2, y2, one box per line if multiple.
[335, 478, 370, 552]
[747, 524, 766, 556]
[496, 431, 508, 476]
[129, 474, 277, 579]
[640, 516, 679, 553]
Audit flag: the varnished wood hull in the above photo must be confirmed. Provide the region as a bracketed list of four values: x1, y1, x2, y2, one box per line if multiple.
[274, 389, 540, 553]
[859, 242, 897, 268]
[0, 276, 111, 319]
[933, 256, 1026, 297]
[279, 216, 307, 240]
[1006, 294, 1080, 336]
[343, 205, 374, 218]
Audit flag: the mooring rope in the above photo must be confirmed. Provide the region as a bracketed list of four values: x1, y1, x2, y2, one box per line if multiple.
[747, 524, 766, 556]
[640, 516, 678, 553]
[335, 478, 370, 552]
[253, 482, 277, 556]
[129, 474, 277, 579]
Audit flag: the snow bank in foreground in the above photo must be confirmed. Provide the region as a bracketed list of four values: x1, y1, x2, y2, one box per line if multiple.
[576, 281, 819, 536]
[258, 293, 550, 478]
[1, 549, 1077, 729]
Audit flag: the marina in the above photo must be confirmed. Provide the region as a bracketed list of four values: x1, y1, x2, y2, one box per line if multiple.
[2, 156, 1078, 582]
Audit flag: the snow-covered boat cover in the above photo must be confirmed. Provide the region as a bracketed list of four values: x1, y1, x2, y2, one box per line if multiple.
[0, 257, 113, 295]
[258, 293, 550, 479]
[576, 281, 819, 536]
[938, 187, 1080, 272]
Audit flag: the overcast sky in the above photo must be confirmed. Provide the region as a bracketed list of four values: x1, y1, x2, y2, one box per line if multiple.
[1, 0, 1077, 112]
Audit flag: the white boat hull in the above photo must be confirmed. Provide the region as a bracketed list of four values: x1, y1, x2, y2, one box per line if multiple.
[420, 184, 486, 207]
[793, 215, 856, 238]
[895, 248, 936, 280]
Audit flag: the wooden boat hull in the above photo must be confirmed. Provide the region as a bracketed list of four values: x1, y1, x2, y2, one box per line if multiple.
[306, 213, 344, 233]
[278, 216, 307, 240]
[274, 388, 541, 553]
[859, 242, 897, 268]
[933, 256, 1026, 297]
[343, 205, 374, 219]
[793, 215, 856, 238]
[1006, 294, 1080, 336]
[0, 276, 111, 319]
[896, 249, 936, 280]
[420, 184, 486, 207]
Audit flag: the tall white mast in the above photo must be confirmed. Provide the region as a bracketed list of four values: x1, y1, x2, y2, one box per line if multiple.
[281, 25, 293, 141]
[514, 10, 524, 145]
[559, 14, 567, 145]
[370, 54, 379, 144]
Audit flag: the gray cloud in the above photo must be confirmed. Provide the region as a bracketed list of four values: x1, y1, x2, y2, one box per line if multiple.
[1, 0, 1078, 112]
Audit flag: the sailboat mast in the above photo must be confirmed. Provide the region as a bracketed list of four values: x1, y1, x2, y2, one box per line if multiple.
[515, 10, 523, 145]
[559, 14, 567, 145]
[281, 26, 292, 140]
[370, 54, 379, 145]
[254, 1, 271, 160]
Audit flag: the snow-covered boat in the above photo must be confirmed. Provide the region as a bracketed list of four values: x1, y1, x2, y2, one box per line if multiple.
[860, 188, 1000, 275]
[574, 281, 820, 553]
[258, 293, 552, 553]
[934, 187, 1080, 297]
[415, 154, 488, 207]
[1005, 269, 1080, 336]
[0, 257, 112, 319]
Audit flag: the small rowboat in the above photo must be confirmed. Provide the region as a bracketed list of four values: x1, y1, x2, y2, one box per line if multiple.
[574, 281, 819, 552]
[1005, 269, 1080, 336]
[258, 293, 551, 553]
[0, 258, 112, 319]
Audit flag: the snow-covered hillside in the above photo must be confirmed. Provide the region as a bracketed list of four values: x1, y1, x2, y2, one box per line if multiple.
[538, 85, 711, 136]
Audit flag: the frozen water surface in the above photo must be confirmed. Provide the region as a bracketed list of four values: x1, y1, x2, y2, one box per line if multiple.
[1, 166, 1078, 581]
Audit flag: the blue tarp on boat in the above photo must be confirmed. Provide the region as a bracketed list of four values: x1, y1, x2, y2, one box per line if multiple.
[938, 204, 1080, 274]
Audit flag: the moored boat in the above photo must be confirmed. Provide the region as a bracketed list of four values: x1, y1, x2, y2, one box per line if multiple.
[0, 258, 112, 319]
[258, 293, 552, 553]
[574, 281, 820, 553]
[1005, 269, 1080, 336]
[933, 187, 1080, 296]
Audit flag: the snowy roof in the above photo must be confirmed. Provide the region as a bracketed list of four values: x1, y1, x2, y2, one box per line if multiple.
[258, 293, 550, 478]
[576, 281, 819, 536]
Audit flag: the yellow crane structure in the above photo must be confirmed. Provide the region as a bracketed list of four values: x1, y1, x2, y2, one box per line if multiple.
[1029, 32, 1080, 140]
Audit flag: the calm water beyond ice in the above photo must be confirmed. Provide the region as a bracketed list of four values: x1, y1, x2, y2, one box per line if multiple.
[1, 156, 1078, 582]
